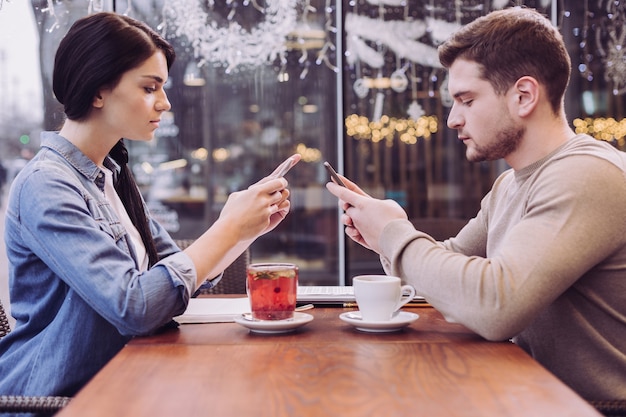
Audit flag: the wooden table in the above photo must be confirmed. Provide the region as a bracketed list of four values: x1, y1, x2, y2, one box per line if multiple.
[57, 306, 601, 417]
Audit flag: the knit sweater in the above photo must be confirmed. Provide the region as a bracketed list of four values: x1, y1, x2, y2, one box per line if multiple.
[380, 134, 626, 401]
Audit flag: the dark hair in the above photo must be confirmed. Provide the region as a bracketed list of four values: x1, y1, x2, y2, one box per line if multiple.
[53, 12, 177, 267]
[438, 7, 571, 114]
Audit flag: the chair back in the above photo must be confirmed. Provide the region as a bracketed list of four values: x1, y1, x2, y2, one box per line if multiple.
[0, 299, 11, 338]
[589, 400, 626, 417]
[208, 249, 249, 294]
[0, 299, 73, 414]
[174, 239, 249, 294]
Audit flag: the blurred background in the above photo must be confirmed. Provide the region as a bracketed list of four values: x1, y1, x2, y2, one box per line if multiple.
[1, 0, 625, 315]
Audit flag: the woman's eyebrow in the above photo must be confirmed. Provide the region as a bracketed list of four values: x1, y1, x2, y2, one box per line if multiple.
[141, 75, 165, 83]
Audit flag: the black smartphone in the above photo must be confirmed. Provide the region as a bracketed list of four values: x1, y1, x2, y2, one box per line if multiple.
[270, 156, 297, 178]
[323, 161, 346, 187]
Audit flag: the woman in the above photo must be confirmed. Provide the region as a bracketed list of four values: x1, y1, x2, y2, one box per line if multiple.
[0, 12, 298, 399]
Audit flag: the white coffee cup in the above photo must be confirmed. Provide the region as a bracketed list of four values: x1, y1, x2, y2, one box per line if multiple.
[352, 275, 417, 322]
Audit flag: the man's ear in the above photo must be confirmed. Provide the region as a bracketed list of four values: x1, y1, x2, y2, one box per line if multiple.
[513, 76, 539, 117]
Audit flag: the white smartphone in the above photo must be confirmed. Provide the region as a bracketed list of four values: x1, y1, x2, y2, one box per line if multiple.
[323, 161, 346, 187]
[270, 156, 298, 178]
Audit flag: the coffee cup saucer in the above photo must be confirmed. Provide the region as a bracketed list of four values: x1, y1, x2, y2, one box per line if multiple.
[234, 312, 314, 334]
[339, 311, 419, 333]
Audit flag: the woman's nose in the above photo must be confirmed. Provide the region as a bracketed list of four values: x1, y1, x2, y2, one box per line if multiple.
[157, 91, 171, 112]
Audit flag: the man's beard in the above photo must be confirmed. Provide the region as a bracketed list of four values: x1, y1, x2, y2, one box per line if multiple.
[466, 122, 525, 163]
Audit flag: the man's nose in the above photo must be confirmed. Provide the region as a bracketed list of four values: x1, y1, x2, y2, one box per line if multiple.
[447, 104, 463, 129]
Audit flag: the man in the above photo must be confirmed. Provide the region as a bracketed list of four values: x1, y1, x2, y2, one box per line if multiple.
[326, 7, 626, 402]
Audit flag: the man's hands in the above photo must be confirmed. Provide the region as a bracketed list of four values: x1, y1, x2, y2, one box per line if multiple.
[326, 175, 408, 254]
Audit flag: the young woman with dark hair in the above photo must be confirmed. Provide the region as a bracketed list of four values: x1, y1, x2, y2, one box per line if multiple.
[0, 12, 299, 401]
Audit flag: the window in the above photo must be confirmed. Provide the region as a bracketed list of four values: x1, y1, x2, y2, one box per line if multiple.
[1, 0, 625, 289]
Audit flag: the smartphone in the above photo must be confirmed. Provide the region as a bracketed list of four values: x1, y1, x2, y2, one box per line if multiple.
[323, 161, 346, 187]
[270, 156, 298, 178]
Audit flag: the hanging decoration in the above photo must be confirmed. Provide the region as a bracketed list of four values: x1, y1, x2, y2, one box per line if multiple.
[26, 0, 336, 79]
[42, 0, 61, 32]
[316, 0, 339, 73]
[345, 0, 463, 129]
[389, 63, 409, 93]
[344, 13, 447, 69]
[162, 0, 299, 73]
[491, 0, 510, 9]
[577, 0, 626, 95]
[364, 0, 405, 6]
[406, 101, 425, 121]
[88, 0, 105, 14]
[283, 0, 338, 79]
[598, 0, 626, 95]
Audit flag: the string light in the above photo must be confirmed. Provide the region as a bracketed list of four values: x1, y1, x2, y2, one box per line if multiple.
[295, 143, 322, 162]
[573, 117, 626, 148]
[345, 114, 438, 146]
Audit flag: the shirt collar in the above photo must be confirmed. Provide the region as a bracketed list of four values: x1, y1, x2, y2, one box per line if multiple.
[40, 131, 121, 183]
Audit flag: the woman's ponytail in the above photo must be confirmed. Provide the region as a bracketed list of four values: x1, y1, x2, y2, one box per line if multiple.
[109, 140, 159, 267]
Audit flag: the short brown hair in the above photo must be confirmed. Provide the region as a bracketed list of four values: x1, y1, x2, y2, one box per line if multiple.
[438, 7, 571, 114]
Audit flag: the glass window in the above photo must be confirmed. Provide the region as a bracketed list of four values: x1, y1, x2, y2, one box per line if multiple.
[125, 0, 343, 285]
[1, 0, 626, 293]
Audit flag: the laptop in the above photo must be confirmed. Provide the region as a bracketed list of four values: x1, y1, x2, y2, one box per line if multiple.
[297, 285, 426, 305]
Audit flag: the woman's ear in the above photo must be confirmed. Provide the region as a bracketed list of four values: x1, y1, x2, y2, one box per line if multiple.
[92, 92, 104, 109]
[513, 76, 539, 117]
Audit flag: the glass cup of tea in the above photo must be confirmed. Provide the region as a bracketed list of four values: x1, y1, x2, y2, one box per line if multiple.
[246, 263, 299, 320]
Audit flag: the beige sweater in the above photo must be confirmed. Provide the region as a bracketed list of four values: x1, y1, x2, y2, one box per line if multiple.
[380, 134, 626, 401]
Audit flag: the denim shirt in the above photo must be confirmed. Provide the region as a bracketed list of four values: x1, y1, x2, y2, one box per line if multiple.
[0, 132, 202, 401]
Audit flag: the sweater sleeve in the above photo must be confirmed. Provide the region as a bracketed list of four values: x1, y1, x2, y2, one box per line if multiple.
[379, 155, 626, 341]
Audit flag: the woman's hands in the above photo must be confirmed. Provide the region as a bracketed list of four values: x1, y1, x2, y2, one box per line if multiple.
[186, 155, 300, 283]
[219, 177, 291, 242]
[218, 154, 301, 243]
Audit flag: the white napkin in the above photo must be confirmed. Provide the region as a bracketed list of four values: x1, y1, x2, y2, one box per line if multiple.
[174, 297, 250, 324]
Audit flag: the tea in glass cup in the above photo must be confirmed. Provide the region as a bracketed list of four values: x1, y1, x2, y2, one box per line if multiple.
[246, 263, 298, 320]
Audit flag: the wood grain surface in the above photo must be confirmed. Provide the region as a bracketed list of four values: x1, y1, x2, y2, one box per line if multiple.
[56, 306, 601, 417]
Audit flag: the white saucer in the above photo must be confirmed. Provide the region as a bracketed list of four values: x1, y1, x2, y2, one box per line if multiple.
[234, 312, 314, 334]
[339, 311, 419, 333]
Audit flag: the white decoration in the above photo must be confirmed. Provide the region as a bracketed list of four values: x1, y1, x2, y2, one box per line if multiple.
[365, 0, 406, 5]
[346, 34, 385, 68]
[599, 0, 626, 95]
[88, 0, 105, 13]
[373, 92, 385, 121]
[353, 78, 370, 98]
[163, 0, 299, 72]
[491, 0, 509, 9]
[407, 101, 425, 121]
[390, 68, 408, 93]
[345, 13, 449, 70]
[439, 74, 453, 108]
[424, 17, 461, 45]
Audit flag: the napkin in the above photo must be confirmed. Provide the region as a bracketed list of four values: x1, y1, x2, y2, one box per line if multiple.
[174, 297, 250, 324]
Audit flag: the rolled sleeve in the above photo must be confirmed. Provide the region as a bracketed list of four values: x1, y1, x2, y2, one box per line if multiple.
[156, 251, 197, 299]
